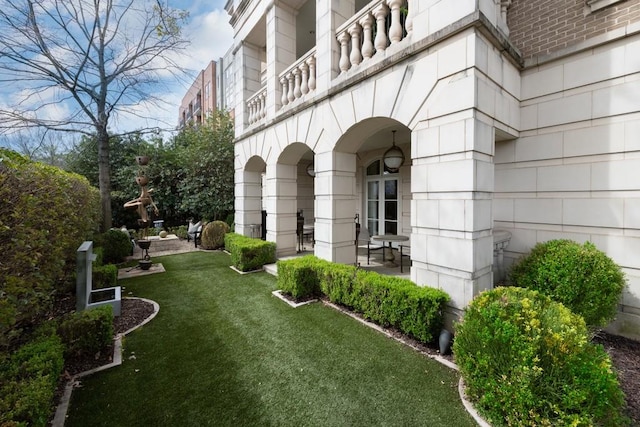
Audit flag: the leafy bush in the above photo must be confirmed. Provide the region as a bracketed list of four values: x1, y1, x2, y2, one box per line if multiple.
[453, 287, 627, 426]
[0, 149, 101, 348]
[92, 264, 117, 289]
[200, 220, 230, 250]
[58, 306, 114, 358]
[96, 229, 133, 264]
[508, 239, 626, 328]
[276, 256, 324, 299]
[0, 329, 65, 426]
[225, 233, 276, 271]
[277, 255, 449, 344]
[168, 225, 188, 239]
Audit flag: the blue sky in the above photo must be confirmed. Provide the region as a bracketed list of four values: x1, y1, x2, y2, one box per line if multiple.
[0, 0, 233, 148]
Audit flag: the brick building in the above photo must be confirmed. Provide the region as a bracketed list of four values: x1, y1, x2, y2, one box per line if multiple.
[178, 60, 217, 128]
[226, 0, 640, 338]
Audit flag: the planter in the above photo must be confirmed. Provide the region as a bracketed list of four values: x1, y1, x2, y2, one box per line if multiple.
[135, 176, 149, 186]
[139, 260, 152, 270]
[136, 155, 149, 166]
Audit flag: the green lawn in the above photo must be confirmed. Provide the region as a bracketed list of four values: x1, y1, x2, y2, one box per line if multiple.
[66, 251, 475, 426]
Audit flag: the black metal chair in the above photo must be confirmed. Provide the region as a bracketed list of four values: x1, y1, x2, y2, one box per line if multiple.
[399, 244, 411, 273]
[357, 226, 384, 264]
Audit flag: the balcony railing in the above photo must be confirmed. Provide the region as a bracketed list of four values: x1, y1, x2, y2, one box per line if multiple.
[246, 86, 266, 126]
[335, 0, 411, 75]
[279, 48, 317, 109]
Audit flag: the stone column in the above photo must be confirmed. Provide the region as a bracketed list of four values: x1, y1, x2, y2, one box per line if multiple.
[410, 116, 495, 316]
[314, 150, 358, 264]
[234, 42, 262, 136]
[315, 0, 355, 89]
[266, 3, 296, 116]
[235, 168, 264, 237]
[265, 163, 298, 257]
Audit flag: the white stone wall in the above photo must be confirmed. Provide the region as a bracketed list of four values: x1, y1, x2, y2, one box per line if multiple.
[495, 32, 640, 337]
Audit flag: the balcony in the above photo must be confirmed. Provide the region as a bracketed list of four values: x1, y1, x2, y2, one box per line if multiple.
[242, 0, 411, 131]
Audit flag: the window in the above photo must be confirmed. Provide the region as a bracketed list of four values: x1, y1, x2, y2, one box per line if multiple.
[366, 159, 400, 236]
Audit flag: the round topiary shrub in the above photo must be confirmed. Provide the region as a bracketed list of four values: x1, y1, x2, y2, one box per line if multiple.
[96, 229, 133, 264]
[453, 287, 626, 426]
[200, 220, 230, 250]
[508, 239, 625, 328]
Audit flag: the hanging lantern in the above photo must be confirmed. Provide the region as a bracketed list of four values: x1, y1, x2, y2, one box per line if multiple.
[383, 130, 404, 172]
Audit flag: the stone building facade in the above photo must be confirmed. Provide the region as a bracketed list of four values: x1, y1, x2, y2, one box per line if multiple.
[178, 60, 218, 128]
[225, 0, 640, 338]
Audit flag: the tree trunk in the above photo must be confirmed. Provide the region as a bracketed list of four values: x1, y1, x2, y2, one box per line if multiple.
[97, 128, 112, 231]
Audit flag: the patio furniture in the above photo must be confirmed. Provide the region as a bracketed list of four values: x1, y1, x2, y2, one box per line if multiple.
[371, 234, 409, 268]
[358, 226, 384, 264]
[399, 244, 411, 273]
[187, 220, 202, 247]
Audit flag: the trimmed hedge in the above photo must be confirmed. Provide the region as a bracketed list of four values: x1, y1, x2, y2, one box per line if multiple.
[92, 264, 118, 290]
[277, 256, 450, 344]
[96, 229, 132, 264]
[454, 287, 627, 426]
[0, 149, 101, 348]
[0, 328, 65, 427]
[508, 239, 626, 328]
[58, 306, 114, 358]
[225, 233, 276, 272]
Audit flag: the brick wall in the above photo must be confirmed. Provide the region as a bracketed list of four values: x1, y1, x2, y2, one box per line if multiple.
[508, 0, 640, 59]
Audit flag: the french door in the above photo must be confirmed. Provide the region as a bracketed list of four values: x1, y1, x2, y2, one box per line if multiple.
[365, 160, 399, 236]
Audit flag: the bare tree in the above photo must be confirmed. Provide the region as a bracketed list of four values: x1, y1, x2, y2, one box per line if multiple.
[0, 128, 72, 166]
[0, 0, 190, 230]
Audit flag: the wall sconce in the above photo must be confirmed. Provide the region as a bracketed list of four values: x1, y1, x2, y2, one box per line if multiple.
[383, 130, 405, 172]
[306, 162, 315, 177]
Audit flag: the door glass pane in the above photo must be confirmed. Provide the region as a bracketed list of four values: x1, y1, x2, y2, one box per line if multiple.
[368, 220, 379, 236]
[385, 221, 397, 235]
[367, 201, 379, 220]
[385, 180, 397, 199]
[366, 160, 380, 176]
[385, 201, 397, 221]
[368, 181, 379, 200]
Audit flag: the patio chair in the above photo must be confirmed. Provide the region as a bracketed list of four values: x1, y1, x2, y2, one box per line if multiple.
[187, 220, 203, 247]
[357, 226, 384, 264]
[399, 243, 411, 273]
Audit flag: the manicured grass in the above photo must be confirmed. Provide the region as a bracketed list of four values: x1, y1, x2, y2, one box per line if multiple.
[66, 251, 475, 426]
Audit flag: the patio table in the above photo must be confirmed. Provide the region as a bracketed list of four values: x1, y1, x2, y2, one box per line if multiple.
[371, 234, 409, 268]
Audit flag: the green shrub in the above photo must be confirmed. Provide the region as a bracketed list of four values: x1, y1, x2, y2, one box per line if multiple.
[0, 149, 101, 349]
[169, 225, 188, 239]
[92, 264, 117, 289]
[58, 306, 114, 358]
[453, 287, 627, 426]
[93, 246, 104, 267]
[96, 229, 132, 264]
[276, 255, 449, 344]
[225, 233, 276, 271]
[276, 256, 324, 299]
[200, 220, 230, 250]
[0, 329, 65, 426]
[508, 239, 626, 328]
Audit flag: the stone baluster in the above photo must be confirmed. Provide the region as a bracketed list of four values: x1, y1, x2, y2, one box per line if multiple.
[251, 98, 257, 123]
[260, 92, 266, 119]
[373, 4, 389, 53]
[359, 13, 374, 60]
[247, 99, 254, 124]
[300, 62, 309, 95]
[387, 0, 403, 44]
[307, 55, 316, 91]
[348, 23, 363, 67]
[501, 0, 512, 23]
[405, 0, 413, 35]
[287, 72, 295, 103]
[280, 77, 289, 107]
[337, 30, 351, 73]
[293, 68, 302, 99]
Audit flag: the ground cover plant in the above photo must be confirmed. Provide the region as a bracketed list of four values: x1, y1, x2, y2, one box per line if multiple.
[454, 287, 627, 426]
[65, 251, 475, 426]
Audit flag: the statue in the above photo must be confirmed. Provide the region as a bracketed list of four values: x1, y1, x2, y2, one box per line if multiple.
[124, 155, 159, 269]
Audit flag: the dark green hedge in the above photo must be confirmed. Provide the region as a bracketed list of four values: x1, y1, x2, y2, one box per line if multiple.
[0, 149, 101, 349]
[225, 233, 276, 272]
[454, 287, 627, 426]
[95, 229, 132, 264]
[92, 264, 118, 290]
[0, 328, 65, 427]
[58, 305, 114, 358]
[277, 256, 450, 344]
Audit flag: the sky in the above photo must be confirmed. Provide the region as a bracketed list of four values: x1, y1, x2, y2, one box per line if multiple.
[0, 0, 233, 149]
